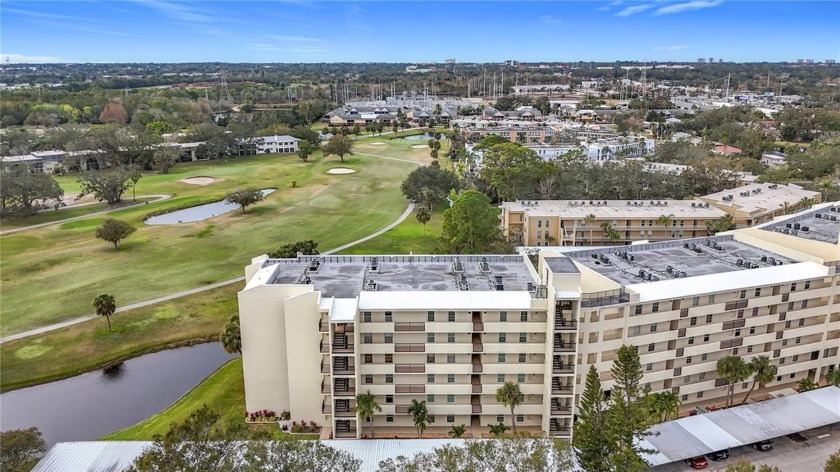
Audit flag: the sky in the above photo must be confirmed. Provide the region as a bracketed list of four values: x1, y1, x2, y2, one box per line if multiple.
[1, 0, 838, 64]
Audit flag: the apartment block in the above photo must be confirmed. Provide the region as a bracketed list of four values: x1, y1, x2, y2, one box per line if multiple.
[500, 199, 728, 246]
[238, 204, 840, 440]
[700, 182, 822, 228]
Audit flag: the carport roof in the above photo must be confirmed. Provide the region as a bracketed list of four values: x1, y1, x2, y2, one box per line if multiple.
[641, 386, 840, 466]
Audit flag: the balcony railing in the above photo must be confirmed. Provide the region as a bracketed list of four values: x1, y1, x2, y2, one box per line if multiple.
[333, 344, 354, 354]
[550, 427, 572, 435]
[472, 364, 483, 373]
[473, 322, 484, 332]
[551, 405, 572, 415]
[472, 384, 482, 393]
[319, 319, 329, 332]
[322, 403, 332, 414]
[473, 343, 483, 352]
[552, 385, 573, 395]
[395, 343, 425, 353]
[334, 366, 355, 375]
[335, 409, 355, 417]
[395, 322, 425, 332]
[472, 405, 482, 414]
[553, 342, 576, 353]
[395, 384, 425, 393]
[395, 405, 410, 414]
[321, 363, 330, 374]
[395, 364, 425, 373]
[334, 429, 357, 438]
[334, 387, 356, 397]
[322, 382, 330, 394]
[320, 340, 330, 353]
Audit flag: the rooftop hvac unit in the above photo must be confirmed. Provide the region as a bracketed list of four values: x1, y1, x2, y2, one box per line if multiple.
[793, 223, 801, 230]
[801, 226, 809, 232]
[815, 213, 822, 218]
[691, 203, 696, 208]
[761, 255, 767, 262]
[629, 255, 635, 261]
[736, 258, 744, 266]
[638, 270, 646, 278]
[833, 216, 838, 221]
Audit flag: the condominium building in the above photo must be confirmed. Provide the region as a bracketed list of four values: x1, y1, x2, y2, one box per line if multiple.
[500, 199, 728, 246]
[700, 182, 822, 228]
[238, 204, 840, 440]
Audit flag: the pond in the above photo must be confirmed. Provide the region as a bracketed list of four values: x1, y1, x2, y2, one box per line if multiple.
[400, 132, 447, 141]
[0, 343, 238, 446]
[146, 188, 276, 225]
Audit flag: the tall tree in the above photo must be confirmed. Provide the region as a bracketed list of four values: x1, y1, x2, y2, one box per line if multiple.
[323, 134, 354, 163]
[219, 315, 241, 355]
[77, 168, 135, 204]
[225, 188, 265, 214]
[480, 142, 550, 201]
[716, 355, 751, 407]
[0, 167, 64, 216]
[93, 293, 116, 331]
[797, 377, 819, 392]
[407, 399, 429, 438]
[440, 190, 509, 254]
[354, 390, 382, 439]
[496, 381, 523, 434]
[574, 366, 613, 472]
[608, 345, 653, 472]
[400, 165, 461, 205]
[584, 213, 597, 244]
[95, 218, 136, 249]
[741, 355, 777, 404]
[297, 139, 314, 162]
[415, 206, 431, 234]
[648, 390, 681, 423]
[0, 428, 47, 472]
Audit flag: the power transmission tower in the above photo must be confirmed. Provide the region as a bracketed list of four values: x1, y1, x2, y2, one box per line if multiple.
[219, 72, 232, 106]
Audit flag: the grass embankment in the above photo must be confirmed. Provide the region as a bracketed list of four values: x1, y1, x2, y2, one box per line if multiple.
[1, 138, 426, 336]
[102, 357, 319, 440]
[0, 283, 239, 392]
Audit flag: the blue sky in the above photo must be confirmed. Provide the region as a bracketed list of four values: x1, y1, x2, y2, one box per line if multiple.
[1, 1, 838, 63]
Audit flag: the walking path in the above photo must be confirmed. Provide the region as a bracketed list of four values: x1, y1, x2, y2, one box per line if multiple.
[0, 202, 415, 344]
[355, 152, 423, 166]
[0, 194, 172, 236]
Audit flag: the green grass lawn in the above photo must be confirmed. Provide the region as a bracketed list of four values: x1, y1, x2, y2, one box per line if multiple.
[0, 197, 158, 230]
[340, 205, 445, 255]
[1, 142, 425, 336]
[0, 282, 240, 391]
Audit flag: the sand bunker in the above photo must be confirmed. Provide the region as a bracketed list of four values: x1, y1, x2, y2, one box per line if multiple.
[327, 168, 357, 175]
[181, 176, 216, 185]
[370, 142, 386, 146]
[411, 144, 429, 149]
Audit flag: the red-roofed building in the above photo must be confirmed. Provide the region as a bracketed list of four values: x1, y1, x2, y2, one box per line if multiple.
[712, 144, 743, 155]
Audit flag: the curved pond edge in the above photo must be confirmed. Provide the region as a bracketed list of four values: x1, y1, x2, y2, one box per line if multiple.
[141, 187, 277, 223]
[0, 336, 217, 393]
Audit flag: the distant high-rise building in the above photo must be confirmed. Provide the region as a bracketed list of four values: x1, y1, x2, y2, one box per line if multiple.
[805, 59, 815, 64]
[797, 59, 805, 64]
[826, 59, 837, 65]
[445, 58, 456, 64]
[708, 57, 714, 63]
[697, 58, 706, 63]
[504, 59, 519, 66]
[718, 59, 723, 63]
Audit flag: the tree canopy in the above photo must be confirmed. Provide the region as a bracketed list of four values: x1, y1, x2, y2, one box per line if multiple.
[225, 188, 265, 214]
[439, 190, 511, 254]
[400, 165, 461, 208]
[0, 167, 64, 216]
[77, 168, 137, 204]
[323, 134, 354, 163]
[95, 218, 137, 249]
[0, 428, 47, 472]
[267, 240, 320, 258]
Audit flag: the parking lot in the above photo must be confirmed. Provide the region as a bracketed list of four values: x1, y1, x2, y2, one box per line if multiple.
[652, 424, 840, 471]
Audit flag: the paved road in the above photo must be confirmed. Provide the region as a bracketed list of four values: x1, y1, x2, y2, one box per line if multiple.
[0, 202, 415, 344]
[0, 194, 172, 236]
[652, 423, 840, 471]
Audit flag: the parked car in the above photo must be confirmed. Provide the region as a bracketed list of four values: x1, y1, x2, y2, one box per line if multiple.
[686, 456, 709, 469]
[710, 449, 730, 461]
[752, 440, 774, 451]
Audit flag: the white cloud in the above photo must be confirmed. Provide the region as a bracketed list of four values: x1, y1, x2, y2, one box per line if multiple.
[653, 0, 723, 15]
[1, 53, 67, 64]
[653, 45, 688, 50]
[539, 15, 564, 24]
[615, 3, 655, 17]
[134, 0, 212, 23]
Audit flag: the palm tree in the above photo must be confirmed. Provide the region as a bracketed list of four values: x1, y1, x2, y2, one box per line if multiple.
[488, 422, 509, 438]
[495, 381, 523, 434]
[716, 355, 751, 407]
[826, 369, 840, 388]
[449, 424, 466, 438]
[656, 214, 674, 236]
[741, 355, 777, 404]
[584, 213, 597, 244]
[797, 378, 819, 392]
[219, 315, 242, 354]
[407, 399, 428, 438]
[93, 293, 116, 331]
[354, 390, 381, 439]
[599, 221, 617, 244]
[650, 390, 681, 422]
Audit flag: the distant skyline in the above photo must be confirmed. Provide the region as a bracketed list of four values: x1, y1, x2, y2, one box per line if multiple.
[1, 1, 838, 64]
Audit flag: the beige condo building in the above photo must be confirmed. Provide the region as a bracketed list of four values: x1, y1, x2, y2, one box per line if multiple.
[238, 204, 840, 440]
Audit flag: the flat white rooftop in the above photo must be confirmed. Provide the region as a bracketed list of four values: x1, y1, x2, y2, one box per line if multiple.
[760, 204, 840, 244]
[701, 182, 820, 216]
[502, 199, 726, 219]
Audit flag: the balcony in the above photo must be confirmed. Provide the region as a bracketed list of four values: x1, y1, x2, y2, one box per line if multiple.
[395, 405, 410, 414]
[395, 343, 425, 353]
[395, 322, 425, 332]
[320, 340, 330, 353]
[321, 381, 330, 394]
[321, 362, 330, 374]
[555, 318, 577, 331]
[472, 405, 482, 414]
[395, 384, 425, 393]
[552, 384, 573, 395]
[334, 366, 355, 375]
[551, 404, 572, 415]
[472, 384, 482, 393]
[553, 364, 574, 374]
[319, 319, 329, 333]
[334, 387, 356, 397]
[335, 409, 355, 418]
[473, 322, 484, 332]
[395, 364, 425, 373]
[473, 343, 484, 353]
[322, 402, 332, 415]
[472, 364, 483, 373]
[333, 344, 353, 354]
[553, 342, 576, 353]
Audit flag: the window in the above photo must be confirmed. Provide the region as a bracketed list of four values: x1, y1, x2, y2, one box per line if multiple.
[686, 356, 693, 364]
[799, 318, 805, 327]
[752, 307, 759, 317]
[631, 326, 641, 336]
[648, 343, 655, 352]
[428, 394, 435, 403]
[692, 296, 700, 307]
[499, 333, 507, 343]
[699, 372, 706, 380]
[519, 333, 527, 343]
[521, 311, 528, 322]
[635, 305, 642, 315]
[364, 354, 373, 364]
[363, 312, 371, 322]
[385, 311, 392, 322]
[518, 374, 525, 383]
[448, 311, 455, 322]
[796, 336, 801, 344]
[537, 231, 542, 238]
[682, 394, 688, 401]
[780, 357, 786, 364]
[737, 309, 744, 319]
[733, 348, 739, 355]
[650, 323, 657, 333]
[365, 375, 373, 384]
[690, 317, 697, 326]
[497, 415, 505, 423]
[428, 333, 435, 343]
[739, 289, 747, 299]
[706, 314, 713, 323]
[804, 281, 811, 289]
[703, 334, 710, 342]
[701, 353, 707, 361]
[517, 415, 524, 423]
[384, 333, 393, 344]
[697, 391, 704, 398]
[538, 220, 542, 228]
[363, 333, 373, 344]
[427, 354, 435, 363]
[498, 374, 505, 383]
[500, 311, 507, 321]
[755, 288, 761, 297]
[747, 346, 753, 353]
[545, 220, 550, 228]
[782, 339, 788, 346]
[385, 395, 393, 404]
[427, 311, 435, 322]
[447, 394, 454, 403]
[447, 354, 455, 363]
[385, 354, 393, 364]
[385, 374, 393, 384]
[428, 374, 435, 383]
[519, 353, 526, 363]
[688, 336, 695, 345]
[646, 363, 653, 371]
[791, 283, 797, 292]
[447, 414, 455, 423]
[801, 300, 808, 309]
[749, 327, 756, 335]
[447, 374, 455, 383]
[652, 302, 659, 313]
[386, 415, 394, 423]
[497, 353, 506, 363]
[793, 354, 799, 362]
[448, 333, 455, 343]
[684, 375, 690, 383]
